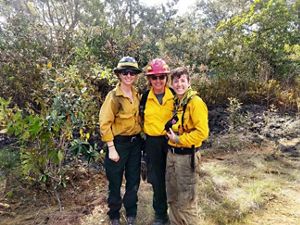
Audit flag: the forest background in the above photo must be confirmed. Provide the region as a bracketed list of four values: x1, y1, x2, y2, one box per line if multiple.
[0, 0, 299, 224]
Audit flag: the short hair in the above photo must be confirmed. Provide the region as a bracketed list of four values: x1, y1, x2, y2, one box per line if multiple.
[170, 67, 190, 82]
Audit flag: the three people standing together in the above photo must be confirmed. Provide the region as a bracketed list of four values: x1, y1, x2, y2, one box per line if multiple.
[99, 56, 209, 225]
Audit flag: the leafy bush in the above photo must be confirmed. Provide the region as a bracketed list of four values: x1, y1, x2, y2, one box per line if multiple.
[0, 91, 101, 190]
[192, 74, 299, 112]
[0, 147, 20, 174]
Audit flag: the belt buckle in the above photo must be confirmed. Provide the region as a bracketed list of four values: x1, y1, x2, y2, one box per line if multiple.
[130, 136, 136, 142]
[170, 147, 175, 154]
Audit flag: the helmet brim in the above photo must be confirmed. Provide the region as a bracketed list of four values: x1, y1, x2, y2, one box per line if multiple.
[145, 71, 170, 75]
[113, 66, 142, 74]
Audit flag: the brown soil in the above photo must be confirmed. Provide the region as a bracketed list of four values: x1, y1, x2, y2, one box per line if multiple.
[0, 144, 299, 225]
[0, 168, 108, 225]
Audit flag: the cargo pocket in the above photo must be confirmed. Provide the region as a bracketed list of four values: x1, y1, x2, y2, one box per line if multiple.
[166, 154, 177, 203]
[177, 155, 198, 206]
[195, 152, 202, 175]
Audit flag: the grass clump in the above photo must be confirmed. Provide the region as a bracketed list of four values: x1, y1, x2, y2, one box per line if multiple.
[198, 149, 286, 225]
[0, 147, 20, 174]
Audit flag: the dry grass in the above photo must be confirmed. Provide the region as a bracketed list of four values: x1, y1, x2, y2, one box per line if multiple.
[80, 136, 300, 225]
[195, 137, 300, 225]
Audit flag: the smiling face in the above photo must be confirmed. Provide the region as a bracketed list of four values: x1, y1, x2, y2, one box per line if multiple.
[172, 74, 190, 99]
[148, 74, 167, 94]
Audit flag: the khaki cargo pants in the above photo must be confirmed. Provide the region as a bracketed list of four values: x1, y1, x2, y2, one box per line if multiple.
[166, 151, 201, 225]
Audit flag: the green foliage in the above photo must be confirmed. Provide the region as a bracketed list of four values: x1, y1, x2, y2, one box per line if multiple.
[1, 0, 298, 112]
[213, 0, 299, 80]
[1, 99, 64, 186]
[0, 96, 99, 190]
[0, 147, 20, 173]
[70, 139, 99, 163]
[0, 4, 52, 108]
[40, 63, 114, 137]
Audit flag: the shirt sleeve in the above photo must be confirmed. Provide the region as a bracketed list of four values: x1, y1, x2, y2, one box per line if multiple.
[178, 97, 209, 147]
[99, 91, 118, 142]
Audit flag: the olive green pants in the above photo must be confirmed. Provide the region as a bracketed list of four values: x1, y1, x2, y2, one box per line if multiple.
[166, 151, 201, 225]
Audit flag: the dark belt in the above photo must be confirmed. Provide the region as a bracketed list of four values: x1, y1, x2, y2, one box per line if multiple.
[169, 146, 200, 172]
[145, 134, 165, 138]
[168, 146, 199, 155]
[114, 134, 139, 143]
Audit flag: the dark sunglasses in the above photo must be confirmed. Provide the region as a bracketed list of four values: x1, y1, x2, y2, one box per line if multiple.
[121, 70, 138, 76]
[149, 75, 166, 80]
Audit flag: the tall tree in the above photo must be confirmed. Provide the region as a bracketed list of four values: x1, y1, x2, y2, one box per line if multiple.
[211, 0, 299, 80]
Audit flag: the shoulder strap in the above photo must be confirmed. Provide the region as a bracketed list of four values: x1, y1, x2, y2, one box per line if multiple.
[181, 103, 188, 129]
[139, 90, 150, 123]
[181, 95, 197, 129]
[169, 87, 176, 96]
[139, 88, 175, 125]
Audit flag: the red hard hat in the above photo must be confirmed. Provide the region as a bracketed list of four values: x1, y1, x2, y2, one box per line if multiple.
[145, 58, 170, 75]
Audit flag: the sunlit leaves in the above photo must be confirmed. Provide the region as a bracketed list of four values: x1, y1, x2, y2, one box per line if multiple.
[212, 0, 298, 80]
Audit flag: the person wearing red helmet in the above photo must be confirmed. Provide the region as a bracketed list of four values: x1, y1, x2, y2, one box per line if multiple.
[140, 58, 175, 225]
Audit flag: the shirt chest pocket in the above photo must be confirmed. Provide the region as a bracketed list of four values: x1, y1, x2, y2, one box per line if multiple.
[118, 111, 135, 119]
[117, 99, 138, 119]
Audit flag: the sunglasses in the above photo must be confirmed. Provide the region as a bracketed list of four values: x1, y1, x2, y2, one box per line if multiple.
[149, 75, 166, 80]
[121, 70, 138, 76]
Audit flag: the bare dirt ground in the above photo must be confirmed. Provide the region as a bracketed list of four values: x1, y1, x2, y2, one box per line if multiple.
[1, 141, 299, 225]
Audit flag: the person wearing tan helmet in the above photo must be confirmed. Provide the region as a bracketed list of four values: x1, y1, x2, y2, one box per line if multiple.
[99, 56, 143, 225]
[141, 58, 175, 225]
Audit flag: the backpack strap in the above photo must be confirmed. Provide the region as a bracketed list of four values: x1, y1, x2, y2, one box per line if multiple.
[181, 102, 188, 129]
[139, 90, 150, 125]
[169, 87, 176, 96]
[140, 87, 176, 126]
[179, 95, 196, 130]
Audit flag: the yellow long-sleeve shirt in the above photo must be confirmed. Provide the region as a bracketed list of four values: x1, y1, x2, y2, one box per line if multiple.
[143, 87, 174, 136]
[99, 84, 141, 142]
[168, 96, 209, 148]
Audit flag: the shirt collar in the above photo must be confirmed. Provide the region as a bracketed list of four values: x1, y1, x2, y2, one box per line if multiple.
[115, 83, 138, 98]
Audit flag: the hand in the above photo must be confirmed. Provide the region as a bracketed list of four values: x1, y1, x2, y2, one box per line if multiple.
[166, 128, 179, 143]
[108, 145, 120, 162]
[164, 115, 178, 131]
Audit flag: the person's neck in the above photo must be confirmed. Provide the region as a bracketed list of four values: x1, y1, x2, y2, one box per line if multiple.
[120, 82, 132, 93]
[177, 95, 183, 100]
[153, 87, 165, 95]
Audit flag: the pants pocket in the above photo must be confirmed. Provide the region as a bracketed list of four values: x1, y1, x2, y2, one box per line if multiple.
[195, 152, 201, 175]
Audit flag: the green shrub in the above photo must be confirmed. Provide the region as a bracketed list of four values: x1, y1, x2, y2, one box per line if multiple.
[192, 74, 299, 112]
[0, 147, 20, 173]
